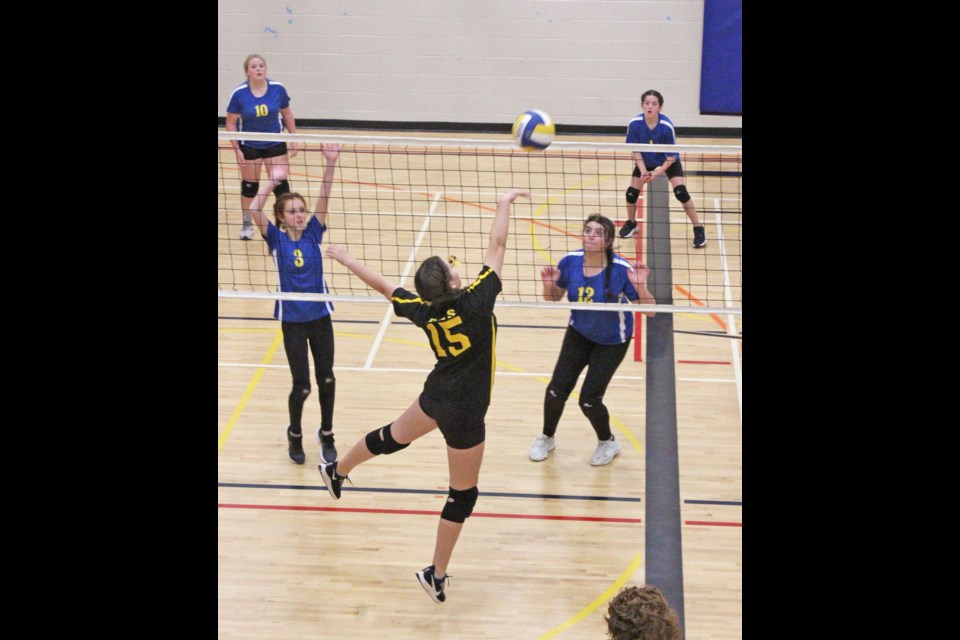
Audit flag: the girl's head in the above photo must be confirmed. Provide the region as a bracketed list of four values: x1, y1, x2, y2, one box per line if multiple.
[273, 192, 309, 230]
[583, 214, 616, 253]
[641, 89, 664, 111]
[584, 214, 616, 301]
[604, 584, 681, 640]
[414, 255, 462, 305]
[243, 54, 267, 79]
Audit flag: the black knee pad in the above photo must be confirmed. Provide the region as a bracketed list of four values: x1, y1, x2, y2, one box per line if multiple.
[441, 486, 479, 523]
[273, 179, 291, 196]
[319, 375, 335, 394]
[673, 185, 691, 203]
[241, 180, 259, 198]
[578, 395, 607, 421]
[289, 385, 310, 404]
[365, 423, 410, 455]
[545, 384, 569, 409]
[625, 186, 640, 204]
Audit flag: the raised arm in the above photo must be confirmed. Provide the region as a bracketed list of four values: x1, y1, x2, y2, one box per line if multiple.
[484, 189, 531, 275]
[248, 178, 278, 238]
[314, 144, 340, 226]
[326, 244, 398, 300]
[629, 261, 657, 317]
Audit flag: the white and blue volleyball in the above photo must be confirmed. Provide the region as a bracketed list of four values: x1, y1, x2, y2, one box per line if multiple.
[512, 109, 555, 151]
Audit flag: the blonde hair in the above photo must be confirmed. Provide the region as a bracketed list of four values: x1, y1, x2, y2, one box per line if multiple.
[242, 53, 266, 76]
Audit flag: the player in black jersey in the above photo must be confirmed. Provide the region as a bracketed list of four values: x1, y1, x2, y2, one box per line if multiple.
[320, 188, 530, 603]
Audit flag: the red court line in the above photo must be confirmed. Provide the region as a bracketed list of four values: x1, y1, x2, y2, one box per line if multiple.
[633, 191, 645, 362]
[685, 520, 742, 527]
[218, 503, 641, 524]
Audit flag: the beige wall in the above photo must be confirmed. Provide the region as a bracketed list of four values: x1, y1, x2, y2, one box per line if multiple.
[217, 0, 742, 130]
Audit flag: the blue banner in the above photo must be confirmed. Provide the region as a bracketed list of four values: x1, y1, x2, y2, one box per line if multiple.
[700, 0, 742, 115]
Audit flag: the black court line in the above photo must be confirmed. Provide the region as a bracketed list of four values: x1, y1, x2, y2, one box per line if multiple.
[217, 482, 641, 502]
[644, 176, 687, 634]
[674, 329, 742, 340]
[687, 170, 742, 178]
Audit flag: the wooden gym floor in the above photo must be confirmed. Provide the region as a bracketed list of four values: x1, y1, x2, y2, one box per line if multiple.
[218, 131, 742, 639]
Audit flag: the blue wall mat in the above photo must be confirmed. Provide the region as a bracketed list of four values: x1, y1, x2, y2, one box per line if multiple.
[700, 0, 742, 115]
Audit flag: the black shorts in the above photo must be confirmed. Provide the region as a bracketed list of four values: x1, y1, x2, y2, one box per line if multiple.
[633, 161, 684, 179]
[240, 142, 288, 161]
[418, 392, 486, 450]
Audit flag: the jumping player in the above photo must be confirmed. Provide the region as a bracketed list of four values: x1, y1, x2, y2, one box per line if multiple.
[246, 144, 341, 467]
[319, 189, 531, 604]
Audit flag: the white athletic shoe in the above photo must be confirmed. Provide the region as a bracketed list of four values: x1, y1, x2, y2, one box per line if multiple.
[238, 223, 255, 240]
[528, 434, 556, 462]
[590, 436, 621, 466]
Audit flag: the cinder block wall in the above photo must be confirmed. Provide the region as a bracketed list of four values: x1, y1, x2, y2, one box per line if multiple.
[218, 0, 742, 132]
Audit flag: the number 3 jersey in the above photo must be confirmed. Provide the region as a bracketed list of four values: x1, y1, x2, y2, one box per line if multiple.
[390, 265, 501, 408]
[555, 250, 641, 345]
[265, 216, 333, 323]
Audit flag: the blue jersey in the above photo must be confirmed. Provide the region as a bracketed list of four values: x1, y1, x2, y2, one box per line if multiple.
[265, 216, 334, 323]
[226, 80, 291, 149]
[625, 113, 680, 169]
[555, 251, 640, 345]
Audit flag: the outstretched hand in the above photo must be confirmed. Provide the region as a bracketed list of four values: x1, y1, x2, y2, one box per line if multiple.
[499, 189, 531, 204]
[540, 265, 560, 285]
[325, 244, 351, 264]
[321, 143, 340, 162]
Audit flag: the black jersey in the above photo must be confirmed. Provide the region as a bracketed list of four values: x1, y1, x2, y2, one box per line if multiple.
[391, 265, 501, 408]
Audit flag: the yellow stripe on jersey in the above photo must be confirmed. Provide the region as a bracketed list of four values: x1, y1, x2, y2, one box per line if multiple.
[465, 268, 493, 293]
[489, 316, 497, 390]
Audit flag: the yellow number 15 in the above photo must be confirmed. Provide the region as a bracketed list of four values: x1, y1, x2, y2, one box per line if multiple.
[425, 316, 471, 357]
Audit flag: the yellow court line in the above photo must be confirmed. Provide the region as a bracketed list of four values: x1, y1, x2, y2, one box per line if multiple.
[217, 330, 284, 454]
[528, 176, 615, 265]
[537, 551, 644, 639]
[220, 302, 646, 639]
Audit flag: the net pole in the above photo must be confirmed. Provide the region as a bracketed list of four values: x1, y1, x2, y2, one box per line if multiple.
[632, 183, 646, 362]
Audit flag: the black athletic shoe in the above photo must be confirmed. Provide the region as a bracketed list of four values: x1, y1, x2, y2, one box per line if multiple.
[287, 426, 305, 465]
[618, 219, 638, 239]
[317, 428, 338, 464]
[693, 225, 707, 248]
[416, 565, 449, 604]
[319, 461, 351, 499]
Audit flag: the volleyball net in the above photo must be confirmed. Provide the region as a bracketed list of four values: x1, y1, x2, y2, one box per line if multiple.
[217, 131, 742, 316]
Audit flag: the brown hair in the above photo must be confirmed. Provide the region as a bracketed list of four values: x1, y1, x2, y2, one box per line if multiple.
[273, 192, 308, 229]
[414, 256, 461, 306]
[640, 89, 664, 107]
[584, 214, 616, 301]
[604, 585, 681, 640]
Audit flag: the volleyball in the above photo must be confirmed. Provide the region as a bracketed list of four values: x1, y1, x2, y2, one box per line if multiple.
[512, 109, 555, 151]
